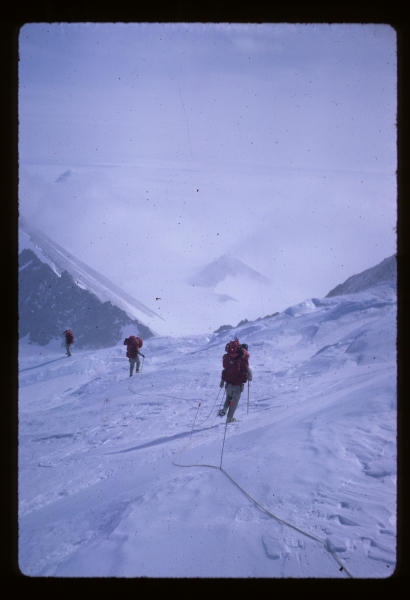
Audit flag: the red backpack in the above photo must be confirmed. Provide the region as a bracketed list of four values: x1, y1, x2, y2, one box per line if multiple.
[125, 336, 143, 358]
[225, 338, 241, 358]
[222, 338, 250, 385]
[64, 330, 74, 344]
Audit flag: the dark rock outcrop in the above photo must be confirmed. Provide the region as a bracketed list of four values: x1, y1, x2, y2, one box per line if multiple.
[19, 249, 154, 348]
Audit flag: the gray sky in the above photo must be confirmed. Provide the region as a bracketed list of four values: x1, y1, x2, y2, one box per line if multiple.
[18, 23, 397, 335]
[20, 23, 396, 170]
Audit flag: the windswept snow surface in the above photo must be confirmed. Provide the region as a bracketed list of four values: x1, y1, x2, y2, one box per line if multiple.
[19, 283, 397, 578]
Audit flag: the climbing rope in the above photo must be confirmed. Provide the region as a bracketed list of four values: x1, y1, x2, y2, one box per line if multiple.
[219, 468, 354, 578]
[190, 403, 201, 439]
[172, 397, 354, 579]
[188, 388, 225, 427]
[126, 371, 354, 577]
[128, 386, 199, 408]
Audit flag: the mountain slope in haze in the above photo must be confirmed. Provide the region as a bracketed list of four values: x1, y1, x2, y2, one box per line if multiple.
[55, 169, 75, 183]
[186, 253, 270, 289]
[212, 254, 396, 333]
[19, 249, 154, 348]
[326, 255, 396, 298]
[19, 220, 164, 324]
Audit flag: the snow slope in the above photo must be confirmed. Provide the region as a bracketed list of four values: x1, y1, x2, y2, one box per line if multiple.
[18, 283, 396, 578]
[19, 249, 154, 348]
[326, 255, 396, 298]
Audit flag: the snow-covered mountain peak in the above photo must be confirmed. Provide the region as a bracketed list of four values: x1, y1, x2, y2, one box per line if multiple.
[187, 253, 270, 289]
[55, 169, 75, 183]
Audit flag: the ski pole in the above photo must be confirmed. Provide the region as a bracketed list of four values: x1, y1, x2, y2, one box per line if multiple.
[219, 388, 226, 410]
[247, 382, 250, 414]
[190, 402, 201, 439]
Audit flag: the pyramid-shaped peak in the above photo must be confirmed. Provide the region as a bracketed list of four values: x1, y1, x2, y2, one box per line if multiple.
[187, 253, 270, 288]
[55, 169, 75, 183]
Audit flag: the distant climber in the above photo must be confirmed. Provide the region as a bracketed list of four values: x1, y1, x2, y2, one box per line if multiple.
[124, 335, 145, 376]
[63, 329, 74, 357]
[218, 338, 252, 422]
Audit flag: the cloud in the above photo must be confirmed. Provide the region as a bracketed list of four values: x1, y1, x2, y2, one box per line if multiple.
[18, 24, 396, 335]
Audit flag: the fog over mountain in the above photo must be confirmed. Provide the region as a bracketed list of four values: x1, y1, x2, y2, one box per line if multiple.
[18, 24, 396, 337]
[186, 253, 270, 289]
[211, 253, 397, 334]
[19, 230, 396, 351]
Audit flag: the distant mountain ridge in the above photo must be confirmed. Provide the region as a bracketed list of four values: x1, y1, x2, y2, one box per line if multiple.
[19, 220, 164, 323]
[213, 254, 396, 333]
[55, 169, 75, 183]
[187, 253, 270, 288]
[19, 249, 154, 348]
[325, 255, 396, 298]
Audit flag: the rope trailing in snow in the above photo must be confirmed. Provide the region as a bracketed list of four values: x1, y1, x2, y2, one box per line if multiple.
[188, 388, 225, 427]
[172, 404, 354, 579]
[127, 384, 225, 430]
[219, 468, 354, 578]
[190, 403, 201, 440]
[127, 368, 226, 416]
[128, 386, 198, 408]
[126, 371, 353, 577]
[121, 375, 354, 576]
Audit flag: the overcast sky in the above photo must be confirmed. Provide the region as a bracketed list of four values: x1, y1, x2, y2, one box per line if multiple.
[18, 23, 397, 335]
[19, 23, 396, 170]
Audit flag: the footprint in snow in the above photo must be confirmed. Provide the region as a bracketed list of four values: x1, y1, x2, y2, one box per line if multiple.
[328, 514, 358, 526]
[363, 463, 391, 478]
[101, 399, 110, 423]
[262, 534, 288, 560]
[325, 535, 349, 553]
